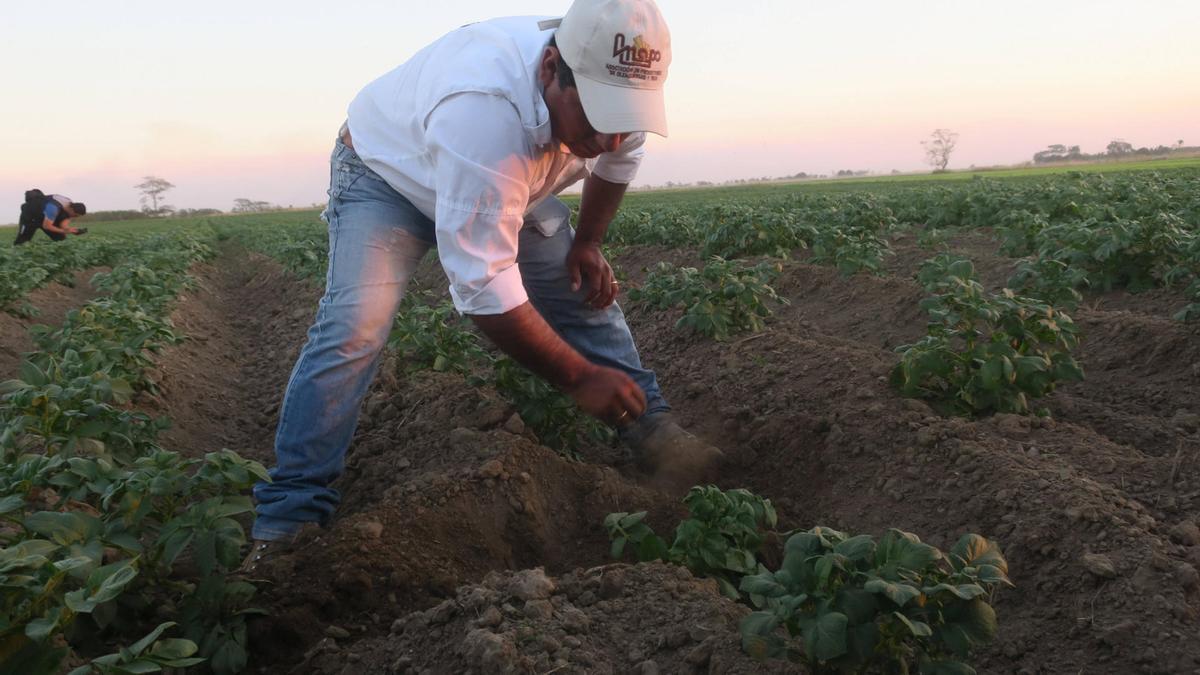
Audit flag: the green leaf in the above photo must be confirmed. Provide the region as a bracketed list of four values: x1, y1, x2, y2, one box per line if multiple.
[113, 659, 163, 674]
[979, 357, 1004, 391]
[936, 598, 998, 657]
[950, 534, 1009, 581]
[213, 496, 254, 519]
[817, 552, 849, 587]
[977, 564, 1012, 586]
[53, 556, 95, 574]
[877, 529, 942, 574]
[91, 559, 139, 604]
[23, 511, 102, 545]
[635, 534, 668, 562]
[739, 611, 785, 661]
[66, 559, 139, 613]
[804, 611, 848, 662]
[210, 636, 248, 675]
[834, 588, 878, 625]
[785, 532, 825, 558]
[149, 638, 198, 660]
[833, 534, 875, 563]
[0, 494, 25, 515]
[893, 611, 933, 637]
[5, 539, 59, 561]
[127, 622, 177, 658]
[864, 577, 923, 607]
[25, 613, 61, 641]
[922, 583, 988, 600]
[715, 575, 740, 600]
[610, 536, 627, 559]
[602, 512, 625, 531]
[193, 529, 217, 576]
[741, 572, 787, 598]
[19, 360, 48, 386]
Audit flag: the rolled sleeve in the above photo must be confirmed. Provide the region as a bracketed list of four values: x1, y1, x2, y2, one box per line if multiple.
[447, 262, 526, 315]
[591, 132, 646, 184]
[427, 93, 533, 315]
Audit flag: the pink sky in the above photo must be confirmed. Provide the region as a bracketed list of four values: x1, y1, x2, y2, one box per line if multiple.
[2, 0, 1197, 212]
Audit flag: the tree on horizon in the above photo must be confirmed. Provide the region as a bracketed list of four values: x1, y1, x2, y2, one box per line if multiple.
[922, 129, 959, 172]
[135, 176, 175, 216]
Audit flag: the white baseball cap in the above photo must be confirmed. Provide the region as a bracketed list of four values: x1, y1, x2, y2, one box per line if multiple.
[538, 0, 672, 137]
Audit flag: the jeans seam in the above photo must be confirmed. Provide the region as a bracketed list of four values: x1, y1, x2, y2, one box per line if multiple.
[269, 198, 342, 481]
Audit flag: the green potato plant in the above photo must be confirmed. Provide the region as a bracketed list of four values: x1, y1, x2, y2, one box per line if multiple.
[488, 357, 615, 457]
[604, 488, 1010, 673]
[1, 230, 268, 675]
[739, 528, 1011, 673]
[894, 259, 1084, 416]
[629, 257, 788, 340]
[1006, 257, 1088, 310]
[605, 486, 778, 599]
[387, 296, 490, 375]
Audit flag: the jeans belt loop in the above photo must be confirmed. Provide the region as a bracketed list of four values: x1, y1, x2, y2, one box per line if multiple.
[338, 121, 354, 150]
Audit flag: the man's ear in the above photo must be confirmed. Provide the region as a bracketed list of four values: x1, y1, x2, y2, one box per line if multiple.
[538, 46, 559, 88]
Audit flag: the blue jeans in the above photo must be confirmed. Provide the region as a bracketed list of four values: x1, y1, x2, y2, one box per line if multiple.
[251, 138, 668, 540]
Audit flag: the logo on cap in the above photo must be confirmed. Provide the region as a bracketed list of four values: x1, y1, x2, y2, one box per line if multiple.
[612, 34, 662, 69]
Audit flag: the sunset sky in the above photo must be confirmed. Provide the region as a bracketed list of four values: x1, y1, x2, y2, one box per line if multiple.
[2, 0, 1197, 212]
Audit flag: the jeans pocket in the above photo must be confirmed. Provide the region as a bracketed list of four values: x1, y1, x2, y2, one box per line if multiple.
[525, 197, 571, 237]
[330, 157, 368, 202]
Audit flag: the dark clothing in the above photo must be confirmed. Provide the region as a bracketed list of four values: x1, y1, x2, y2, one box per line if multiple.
[14, 194, 71, 245]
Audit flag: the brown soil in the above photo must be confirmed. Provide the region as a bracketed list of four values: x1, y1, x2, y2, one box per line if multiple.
[0, 267, 109, 377]
[10, 235, 1198, 674]
[329, 562, 794, 674]
[144, 248, 320, 462]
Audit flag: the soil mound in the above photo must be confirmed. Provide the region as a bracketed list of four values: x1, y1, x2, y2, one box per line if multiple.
[297, 562, 794, 675]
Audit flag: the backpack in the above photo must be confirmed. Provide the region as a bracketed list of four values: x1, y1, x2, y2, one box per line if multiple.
[19, 189, 48, 227]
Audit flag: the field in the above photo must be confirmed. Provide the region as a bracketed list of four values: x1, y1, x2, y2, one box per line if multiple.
[2, 165, 1200, 674]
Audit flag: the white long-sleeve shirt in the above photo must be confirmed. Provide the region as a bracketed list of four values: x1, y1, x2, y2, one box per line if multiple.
[346, 16, 647, 315]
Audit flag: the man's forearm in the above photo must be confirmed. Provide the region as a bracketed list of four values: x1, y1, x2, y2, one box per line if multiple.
[470, 302, 593, 390]
[43, 218, 69, 235]
[574, 175, 628, 245]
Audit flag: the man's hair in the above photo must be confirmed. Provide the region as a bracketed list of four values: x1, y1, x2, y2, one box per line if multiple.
[71, 202, 87, 216]
[547, 35, 576, 90]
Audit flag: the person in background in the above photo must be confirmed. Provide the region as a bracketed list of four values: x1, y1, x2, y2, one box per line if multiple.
[14, 191, 88, 245]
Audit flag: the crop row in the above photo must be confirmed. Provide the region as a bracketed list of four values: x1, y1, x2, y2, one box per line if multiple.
[229, 187, 1117, 419]
[1, 230, 269, 675]
[610, 169, 1200, 318]
[0, 236, 137, 318]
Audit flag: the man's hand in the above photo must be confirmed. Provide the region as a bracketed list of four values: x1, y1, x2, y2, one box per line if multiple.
[567, 241, 617, 309]
[565, 364, 647, 426]
[471, 302, 646, 427]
